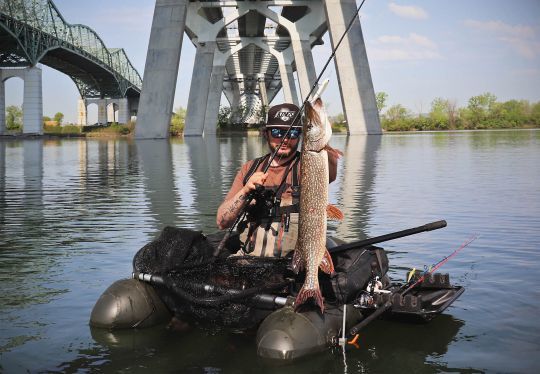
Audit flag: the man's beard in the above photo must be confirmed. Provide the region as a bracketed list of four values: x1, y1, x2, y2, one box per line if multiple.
[270, 142, 297, 158]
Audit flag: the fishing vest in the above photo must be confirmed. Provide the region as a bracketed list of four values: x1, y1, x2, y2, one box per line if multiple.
[237, 152, 301, 258]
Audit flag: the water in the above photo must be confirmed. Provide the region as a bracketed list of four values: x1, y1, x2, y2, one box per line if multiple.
[0, 130, 539, 373]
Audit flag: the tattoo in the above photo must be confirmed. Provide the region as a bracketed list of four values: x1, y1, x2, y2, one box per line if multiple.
[219, 192, 247, 227]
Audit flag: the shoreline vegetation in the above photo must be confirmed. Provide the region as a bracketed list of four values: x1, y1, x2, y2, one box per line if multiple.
[2, 92, 538, 138]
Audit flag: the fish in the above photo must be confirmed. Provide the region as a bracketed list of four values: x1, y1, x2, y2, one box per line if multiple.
[292, 97, 343, 313]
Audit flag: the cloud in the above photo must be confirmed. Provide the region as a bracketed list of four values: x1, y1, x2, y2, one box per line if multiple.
[464, 19, 540, 59]
[388, 2, 428, 20]
[369, 33, 440, 61]
[464, 19, 535, 38]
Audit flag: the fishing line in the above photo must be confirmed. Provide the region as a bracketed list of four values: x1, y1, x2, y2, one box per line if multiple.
[217, 0, 370, 252]
[403, 234, 478, 294]
[262, 0, 368, 172]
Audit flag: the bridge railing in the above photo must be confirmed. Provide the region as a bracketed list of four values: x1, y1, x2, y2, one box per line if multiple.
[0, 0, 142, 90]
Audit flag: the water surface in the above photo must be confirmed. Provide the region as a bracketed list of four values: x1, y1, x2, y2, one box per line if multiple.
[0, 130, 539, 373]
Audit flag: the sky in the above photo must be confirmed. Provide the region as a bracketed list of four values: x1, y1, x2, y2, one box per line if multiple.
[4, 0, 540, 123]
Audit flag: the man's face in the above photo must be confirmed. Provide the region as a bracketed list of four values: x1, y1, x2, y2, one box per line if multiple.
[266, 127, 301, 158]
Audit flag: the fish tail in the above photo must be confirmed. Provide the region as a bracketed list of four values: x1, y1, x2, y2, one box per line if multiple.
[319, 249, 335, 275]
[295, 286, 325, 313]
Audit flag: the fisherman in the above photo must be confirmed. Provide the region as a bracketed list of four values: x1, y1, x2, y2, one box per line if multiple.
[216, 103, 338, 257]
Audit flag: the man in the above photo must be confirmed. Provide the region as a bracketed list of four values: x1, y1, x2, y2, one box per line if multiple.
[216, 103, 337, 257]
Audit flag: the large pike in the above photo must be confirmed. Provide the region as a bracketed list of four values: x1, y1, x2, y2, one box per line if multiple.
[292, 98, 343, 313]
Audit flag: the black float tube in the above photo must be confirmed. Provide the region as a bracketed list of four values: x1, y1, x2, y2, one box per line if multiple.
[329, 220, 447, 254]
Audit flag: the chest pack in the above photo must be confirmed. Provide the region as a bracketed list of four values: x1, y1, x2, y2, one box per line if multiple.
[237, 153, 301, 257]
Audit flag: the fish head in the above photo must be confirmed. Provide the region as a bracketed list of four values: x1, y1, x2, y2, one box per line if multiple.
[303, 98, 332, 152]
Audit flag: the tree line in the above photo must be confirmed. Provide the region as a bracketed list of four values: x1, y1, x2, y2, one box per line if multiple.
[4, 105, 65, 131]
[373, 92, 540, 131]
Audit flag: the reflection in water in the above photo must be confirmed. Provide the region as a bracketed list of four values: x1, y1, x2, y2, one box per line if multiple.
[1, 131, 539, 372]
[73, 315, 466, 373]
[184, 136, 224, 226]
[136, 139, 179, 231]
[334, 135, 381, 241]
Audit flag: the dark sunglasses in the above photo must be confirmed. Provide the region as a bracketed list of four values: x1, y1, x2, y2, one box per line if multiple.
[269, 128, 301, 139]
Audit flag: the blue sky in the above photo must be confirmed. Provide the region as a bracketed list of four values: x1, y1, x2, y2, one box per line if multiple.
[4, 0, 540, 122]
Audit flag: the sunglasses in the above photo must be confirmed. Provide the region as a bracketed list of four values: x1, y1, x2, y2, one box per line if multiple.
[269, 128, 301, 139]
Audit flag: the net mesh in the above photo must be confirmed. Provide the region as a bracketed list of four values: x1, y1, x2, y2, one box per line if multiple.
[133, 227, 292, 328]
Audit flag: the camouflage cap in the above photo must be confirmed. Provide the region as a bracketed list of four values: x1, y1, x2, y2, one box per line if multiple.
[265, 103, 302, 128]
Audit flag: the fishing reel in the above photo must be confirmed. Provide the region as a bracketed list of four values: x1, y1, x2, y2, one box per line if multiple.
[236, 185, 276, 234]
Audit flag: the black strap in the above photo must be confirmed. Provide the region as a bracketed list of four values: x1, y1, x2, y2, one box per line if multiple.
[242, 153, 270, 186]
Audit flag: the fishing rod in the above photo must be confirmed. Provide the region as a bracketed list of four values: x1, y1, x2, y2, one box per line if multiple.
[216, 0, 369, 254]
[347, 235, 478, 336]
[401, 234, 478, 295]
[262, 0, 368, 170]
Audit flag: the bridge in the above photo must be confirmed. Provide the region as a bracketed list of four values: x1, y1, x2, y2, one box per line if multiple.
[136, 0, 381, 138]
[0, 0, 142, 135]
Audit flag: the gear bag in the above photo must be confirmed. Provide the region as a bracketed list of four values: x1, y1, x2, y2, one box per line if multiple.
[320, 245, 389, 304]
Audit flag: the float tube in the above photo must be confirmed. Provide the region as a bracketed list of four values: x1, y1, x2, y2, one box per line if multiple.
[90, 220, 465, 360]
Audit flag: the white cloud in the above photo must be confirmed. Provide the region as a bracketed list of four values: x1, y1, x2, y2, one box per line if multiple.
[388, 2, 428, 20]
[464, 19, 539, 59]
[370, 33, 440, 61]
[464, 19, 535, 38]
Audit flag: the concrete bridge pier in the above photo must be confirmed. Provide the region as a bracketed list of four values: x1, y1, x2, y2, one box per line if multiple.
[203, 64, 225, 135]
[324, 0, 381, 134]
[0, 67, 43, 135]
[184, 42, 216, 136]
[98, 100, 107, 125]
[22, 67, 43, 135]
[278, 47, 299, 106]
[135, 0, 188, 139]
[0, 75, 5, 135]
[291, 39, 318, 100]
[118, 98, 130, 124]
[77, 99, 87, 126]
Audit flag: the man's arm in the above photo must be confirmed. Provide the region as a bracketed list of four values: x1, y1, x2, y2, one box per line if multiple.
[216, 171, 268, 230]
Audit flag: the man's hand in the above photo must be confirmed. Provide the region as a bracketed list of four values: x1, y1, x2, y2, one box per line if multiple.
[242, 171, 268, 193]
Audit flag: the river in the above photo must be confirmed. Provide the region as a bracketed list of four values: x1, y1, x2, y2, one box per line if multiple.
[0, 130, 539, 373]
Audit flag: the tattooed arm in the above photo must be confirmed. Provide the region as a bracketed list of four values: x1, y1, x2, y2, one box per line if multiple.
[216, 171, 267, 230]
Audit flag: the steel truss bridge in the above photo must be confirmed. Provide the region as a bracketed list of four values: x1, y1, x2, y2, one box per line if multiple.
[0, 0, 142, 98]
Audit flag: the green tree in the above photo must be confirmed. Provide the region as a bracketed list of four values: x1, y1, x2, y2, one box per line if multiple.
[376, 92, 388, 113]
[531, 102, 540, 125]
[382, 104, 413, 131]
[43, 115, 51, 122]
[6, 105, 23, 130]
[170, 106, 186, 136]
[429, 97, 449, 130]
[465, 92, 497, 128]
[53, 112, 64, 125]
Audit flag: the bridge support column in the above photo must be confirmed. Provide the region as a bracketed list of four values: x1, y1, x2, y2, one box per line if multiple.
[203, 64, 225, 135]
[77, 98, 87, 126]
[97, 100, 107, 125]
[118, 98, 130, 124]
[135, 0, 188, 139]
[280, 63, 299, 106]
[291, 39, 317, 101]
[0, 75, 5, 135]
[22, 66, 43, 135]
[258, 74, 268, 109]
[324, 0, 381, 134]
[184, 42, 216, 136]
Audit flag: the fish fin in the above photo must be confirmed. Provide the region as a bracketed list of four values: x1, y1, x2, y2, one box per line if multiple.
[324, 144, 344, 159]
[319, 249, 335, 275]
[292, 249, 303, 274]
[295, 286, 325, 313]
[327, 204, 344, 221]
